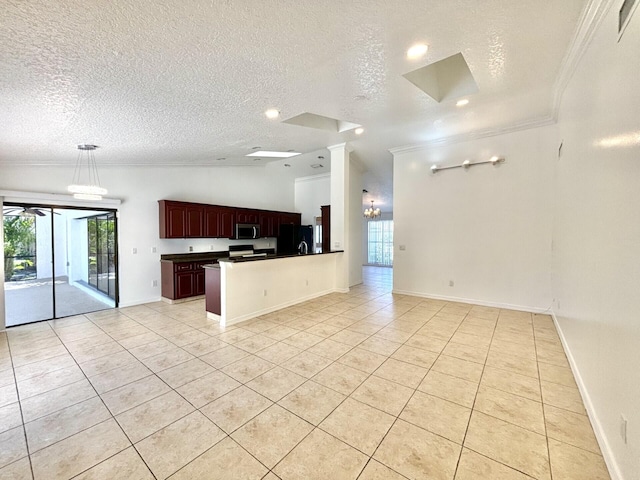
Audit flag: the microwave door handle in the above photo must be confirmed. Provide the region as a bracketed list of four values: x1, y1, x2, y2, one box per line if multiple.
[253, 226, 257, 238]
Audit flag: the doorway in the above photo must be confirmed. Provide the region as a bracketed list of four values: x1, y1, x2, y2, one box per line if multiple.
[3, 203, 119, 327]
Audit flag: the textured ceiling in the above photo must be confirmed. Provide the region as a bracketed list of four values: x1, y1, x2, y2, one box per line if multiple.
[0, 0, 587, 208]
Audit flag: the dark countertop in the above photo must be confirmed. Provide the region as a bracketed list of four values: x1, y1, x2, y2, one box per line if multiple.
[160, 252, 228, 263]
[218, 250, 344, 263]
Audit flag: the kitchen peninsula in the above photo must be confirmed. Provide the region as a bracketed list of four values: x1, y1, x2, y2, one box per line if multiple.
[204, 251, 343, 326]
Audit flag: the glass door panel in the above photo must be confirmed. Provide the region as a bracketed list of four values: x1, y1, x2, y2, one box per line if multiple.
[3, 204, 54, 326]
[53, 208, 116, 318]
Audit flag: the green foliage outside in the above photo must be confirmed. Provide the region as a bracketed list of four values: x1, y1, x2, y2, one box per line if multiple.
[3, 215, 36, 280]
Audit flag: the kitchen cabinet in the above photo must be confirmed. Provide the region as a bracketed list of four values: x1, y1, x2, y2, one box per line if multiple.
[219, 207, 235, 238]
[203, 206, 235, 238]
[161, 259, 210, 300]
[321, 205, 331, 252]
[236, 209, 259, 224]
[186, 205, 204, 237]
[259, 212, 277, 238]
[159, 200, 186, 238]
[159, 200, 299, 239]
[279, 212, 300, 228]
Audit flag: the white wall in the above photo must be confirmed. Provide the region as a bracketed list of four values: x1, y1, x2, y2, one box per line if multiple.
[294, 173, 330, 225]
[0, 164, 295, 307]
[392, 125, 556, 311]
[552, 5, 640, 478]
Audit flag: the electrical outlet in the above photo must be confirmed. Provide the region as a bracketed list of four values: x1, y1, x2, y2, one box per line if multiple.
[334, 241, 341, 248]
[132, 248, 137, 254]
[152, 280, 158, 287]
[188, 246, 193, 252]
[151, 246, 157, 253]
[210, 245, 215, 250]
[263, 289, 267, 297]
[399, 245, 406, 251]
[620, 415, 628, 444]
[449, 280, 454, 287]
[305, 279, 309, 286]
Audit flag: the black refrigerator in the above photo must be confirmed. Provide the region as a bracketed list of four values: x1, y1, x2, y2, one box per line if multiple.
[278, 224, 314, 255]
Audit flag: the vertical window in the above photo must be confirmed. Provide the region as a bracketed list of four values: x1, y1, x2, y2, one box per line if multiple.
[367, 220, 393, 266]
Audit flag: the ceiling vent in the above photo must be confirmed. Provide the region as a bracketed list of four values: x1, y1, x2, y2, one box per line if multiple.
[619, 0, 639, 37]
[403, 52, 478, 103]
[283, 112, 361, 133]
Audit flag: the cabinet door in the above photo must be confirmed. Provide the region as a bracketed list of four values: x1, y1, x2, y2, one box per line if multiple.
[186, 205, 204, 237]
[175, 271, 194, 298]
[279, 212, 301, 227]
[236, 209, 258, 224]
[165, 203, 186, 238]
[259, 212, 276, 237]
[219, 208, 235, 238]
[195, 270, 205, 296]
[204, 207, 220, 237]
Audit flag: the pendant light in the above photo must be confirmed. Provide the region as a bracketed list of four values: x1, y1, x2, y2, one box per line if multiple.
[67, 144, 108, 200]
[363, 200, 381, 219]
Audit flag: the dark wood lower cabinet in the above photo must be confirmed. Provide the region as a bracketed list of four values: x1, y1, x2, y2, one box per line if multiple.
[175, 272, 194, 299]
[161, 260, 208, 300]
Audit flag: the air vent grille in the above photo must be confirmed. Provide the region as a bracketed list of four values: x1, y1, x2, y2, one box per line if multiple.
[619, 0, 638, 34]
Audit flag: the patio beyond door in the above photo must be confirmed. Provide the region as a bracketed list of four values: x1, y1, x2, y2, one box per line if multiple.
[3, 203, 118, 327]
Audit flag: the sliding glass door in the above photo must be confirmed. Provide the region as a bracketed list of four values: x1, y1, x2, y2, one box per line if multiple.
[3, 203, 119, 326]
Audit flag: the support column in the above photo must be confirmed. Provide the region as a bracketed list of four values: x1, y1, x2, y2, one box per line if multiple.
[328, 143, 350, 292]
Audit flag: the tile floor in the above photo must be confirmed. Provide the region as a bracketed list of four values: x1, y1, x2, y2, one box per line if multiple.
[0, 267, 611, 479]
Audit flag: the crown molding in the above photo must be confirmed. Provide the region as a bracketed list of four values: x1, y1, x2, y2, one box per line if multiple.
[390, 0, 614, 157]
[551, 0, 616, 120]
[294, 172, 331, 183]
[389, 115, 556, 156]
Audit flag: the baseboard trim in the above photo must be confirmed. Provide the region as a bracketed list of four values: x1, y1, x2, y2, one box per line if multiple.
[391, 289, 549, 313]
[551, 310, 623, 480]
[223, 287, 340, 326]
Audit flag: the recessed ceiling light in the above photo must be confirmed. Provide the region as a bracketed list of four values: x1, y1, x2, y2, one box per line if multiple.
[456, 99, 470, 107]
[246, 150, 301, 158]
[251, 146, 262, 150]
[310, 164, 324, 169]
[318, 156, 325, 160]
[284, 164, 291, 167]
[354, 128, 364, 135]
[407, 43, 429, 59]
[265, 109, 280, 119]
[253, 158, 261, 161]
[216, 157, 226, 161]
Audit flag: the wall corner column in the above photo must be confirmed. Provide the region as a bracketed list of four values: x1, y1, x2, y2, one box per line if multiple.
[328, 143, 351, 292]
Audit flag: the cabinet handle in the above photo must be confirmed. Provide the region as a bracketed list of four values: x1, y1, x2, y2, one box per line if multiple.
[253, 226, 257, 238]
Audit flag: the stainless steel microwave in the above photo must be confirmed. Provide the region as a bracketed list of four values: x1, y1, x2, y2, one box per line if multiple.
[235, 223, 260, 239]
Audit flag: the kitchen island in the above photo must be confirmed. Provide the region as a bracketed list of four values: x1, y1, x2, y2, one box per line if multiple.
[204, 251, 343, 326]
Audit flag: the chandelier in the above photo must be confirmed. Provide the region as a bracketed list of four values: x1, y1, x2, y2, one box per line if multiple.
[67, 144, 108, 200]
[363, 200, 381, 219]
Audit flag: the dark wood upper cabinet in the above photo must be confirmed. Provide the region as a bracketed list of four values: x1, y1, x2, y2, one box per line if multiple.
[203, 206, 220, 237]
[159, 200, 186, 238]
[186, 205, 204, 237]
[159, 200, 299, 239]
[219, 207, 235, 238]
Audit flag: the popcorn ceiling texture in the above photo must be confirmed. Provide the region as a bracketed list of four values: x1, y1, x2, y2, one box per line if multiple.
[0, 0, 584, 187]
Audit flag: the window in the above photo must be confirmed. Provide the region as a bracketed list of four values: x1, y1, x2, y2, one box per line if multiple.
[367, 220, 393, 266]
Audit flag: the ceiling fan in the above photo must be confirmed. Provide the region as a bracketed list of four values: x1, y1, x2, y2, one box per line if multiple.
[3, 207, 59, 217]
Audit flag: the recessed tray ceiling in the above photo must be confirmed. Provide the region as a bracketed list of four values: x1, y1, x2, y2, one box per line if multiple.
[403, 52, 479, 103]
[283, 112, 361, 133]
